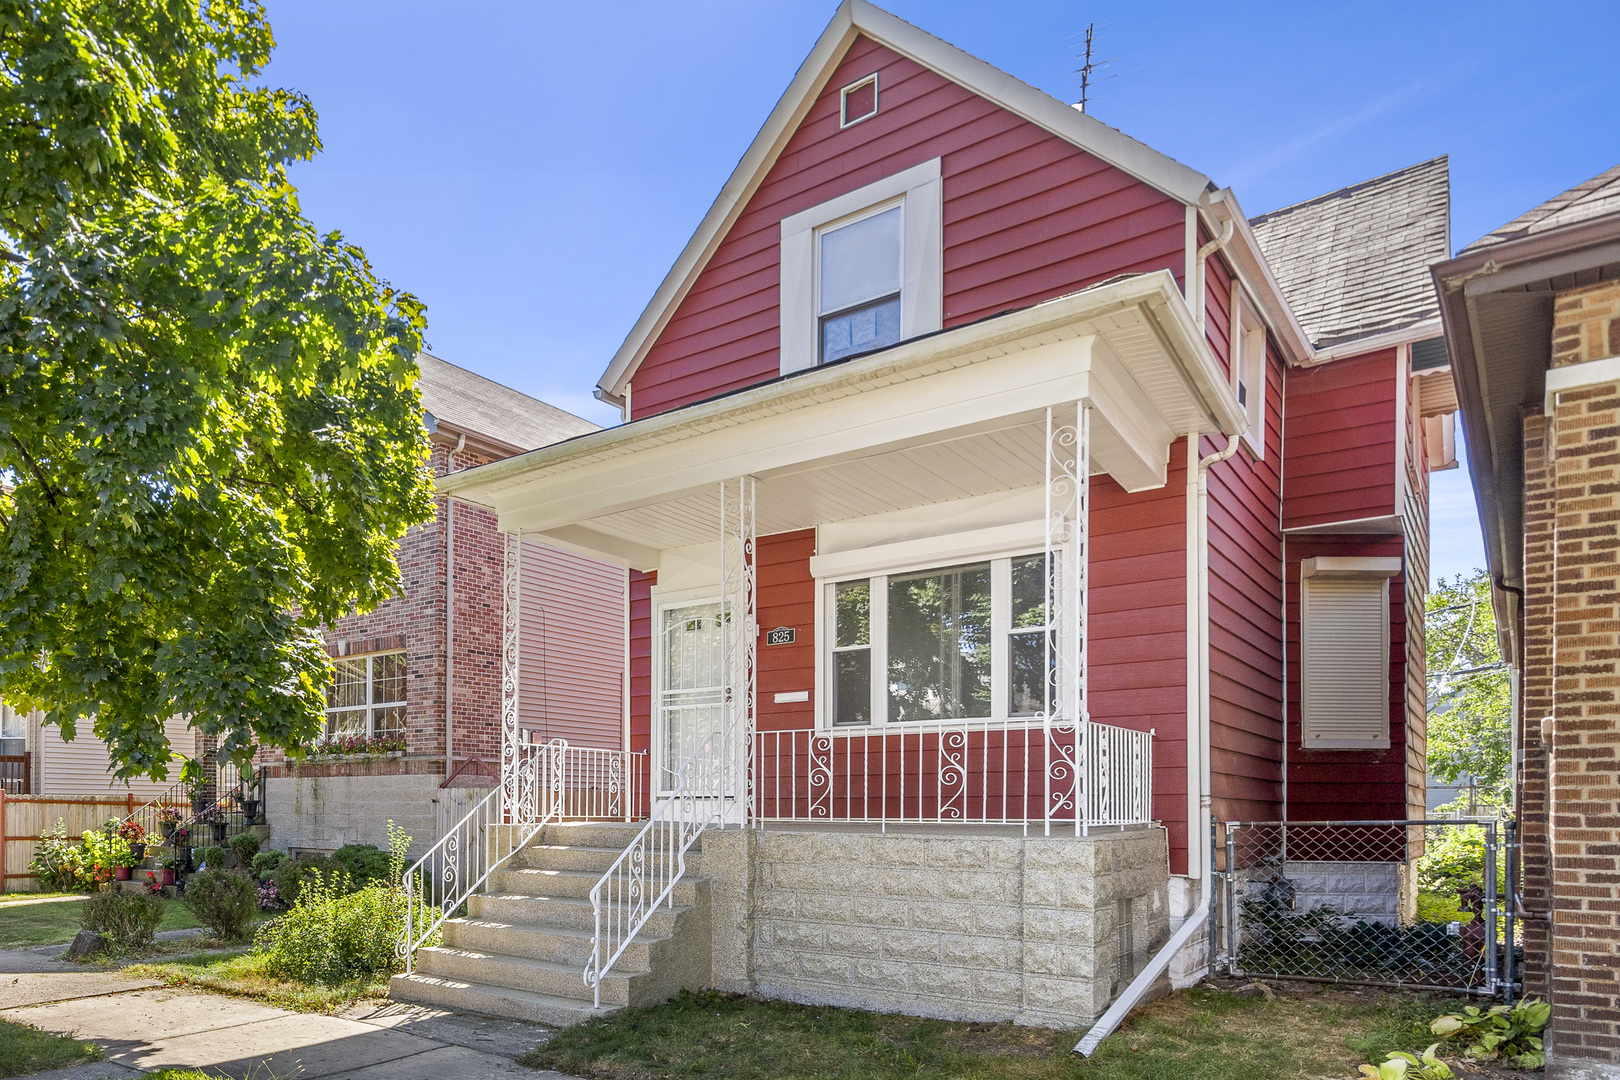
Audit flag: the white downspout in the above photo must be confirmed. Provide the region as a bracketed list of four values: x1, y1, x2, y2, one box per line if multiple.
[1077, 431, 1239, 1057]
[1194, 210, 1234, 332]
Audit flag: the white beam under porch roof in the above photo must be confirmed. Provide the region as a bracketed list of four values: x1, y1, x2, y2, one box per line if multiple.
[440, 271, 1244, 568]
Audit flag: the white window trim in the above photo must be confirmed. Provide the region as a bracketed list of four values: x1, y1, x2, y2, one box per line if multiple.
[1228, 280, 1267, 458]
[839, 72, 879, 128]
[324, 650, 407, 741]
[1299, 557, 1401, 750]
[815, 541, 1058, 730]
[779, 157, 943, 376]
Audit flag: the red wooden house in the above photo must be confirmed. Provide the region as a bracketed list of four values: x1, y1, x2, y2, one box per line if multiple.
[394, 1, 1455, 1031]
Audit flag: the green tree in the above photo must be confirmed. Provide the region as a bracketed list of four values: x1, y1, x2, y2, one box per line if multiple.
[1425, 570, 1511, 808]
[0, 1, 434, 779]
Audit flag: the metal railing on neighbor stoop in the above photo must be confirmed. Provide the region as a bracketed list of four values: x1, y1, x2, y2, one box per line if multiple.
[584, 731, 727, 1008]
[399, 739, 644, 973]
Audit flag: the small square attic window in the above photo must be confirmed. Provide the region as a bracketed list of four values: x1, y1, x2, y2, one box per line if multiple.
[840, 73, 879, 128]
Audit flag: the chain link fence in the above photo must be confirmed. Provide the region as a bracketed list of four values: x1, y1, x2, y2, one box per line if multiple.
[1214, 819, 1519, 997]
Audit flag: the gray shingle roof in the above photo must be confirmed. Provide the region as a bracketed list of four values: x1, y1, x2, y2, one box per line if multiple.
[416, 353, 598, 453]
[1249, 156, 1450, 350]
[1463, 163, 1620, 253]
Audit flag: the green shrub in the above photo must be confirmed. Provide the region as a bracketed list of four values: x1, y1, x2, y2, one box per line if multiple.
[30, 819, 101, 892]
[195, 845, 229, 871]
[331, 844, 391, 888]
[1417, 826, 1502, 896]
[273, 854, 347, 908]
[182, 869, 257, 942]
[251, 850, 286, 880]
[255, 823, 426, 985]
[81, 889, 165, 950]
[1359, 1044, 1454, 1080]
[227, 833, 261, 865]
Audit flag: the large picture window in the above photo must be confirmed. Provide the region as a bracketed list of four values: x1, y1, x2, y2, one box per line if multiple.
[324, 651, 407, 743]
[827, 553, 1055, 726]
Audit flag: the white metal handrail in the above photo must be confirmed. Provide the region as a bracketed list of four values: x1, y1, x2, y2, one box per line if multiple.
[753, 718, 1152, 832]
[584, 731, 724, 1007]
[398, 739, 645, 972]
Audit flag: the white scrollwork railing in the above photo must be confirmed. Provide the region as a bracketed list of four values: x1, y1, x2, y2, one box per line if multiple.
[753, 718, 1152, 832]
[584, 731, 724, 1008]
[399, 740, 646, 973]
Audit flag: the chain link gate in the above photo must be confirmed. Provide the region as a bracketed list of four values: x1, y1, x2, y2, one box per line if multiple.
[1214, 819, 1519, 998]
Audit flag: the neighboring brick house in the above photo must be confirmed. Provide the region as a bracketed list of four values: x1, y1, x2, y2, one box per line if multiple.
[1439, 163, 1620, 1074]
[264, 354, 628, 856]
[393, 2, 1456, 1032]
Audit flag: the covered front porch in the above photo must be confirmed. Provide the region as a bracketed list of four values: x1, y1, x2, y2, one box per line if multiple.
[442, 270, 1244, 836]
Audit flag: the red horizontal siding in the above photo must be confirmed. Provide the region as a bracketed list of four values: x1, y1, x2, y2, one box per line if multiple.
[1090, 449, 1190, 872]
[1282, 350, 1398, 530]
[628, 569, 654, 816]
[629, 34, 1186, 419]
[757, 531, 816, 734]
[1283, 533, 1410, 823]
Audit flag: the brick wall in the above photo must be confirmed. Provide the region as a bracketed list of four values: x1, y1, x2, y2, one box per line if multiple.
[1528, 278, 1620, 1063]
[1521, 408, 1553, 1001]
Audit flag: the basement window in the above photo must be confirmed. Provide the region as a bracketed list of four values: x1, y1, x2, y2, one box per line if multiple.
[840, 73, 879, 128]
[325, 650, 407, 743]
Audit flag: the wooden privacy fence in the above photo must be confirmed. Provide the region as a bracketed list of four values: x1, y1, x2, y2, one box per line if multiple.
[0, 791, 177, 892]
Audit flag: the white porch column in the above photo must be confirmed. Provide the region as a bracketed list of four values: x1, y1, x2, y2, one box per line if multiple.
[501, 531, 522, 816]
[1043, 403, 1090, 834]
[718, 476, 756, 825]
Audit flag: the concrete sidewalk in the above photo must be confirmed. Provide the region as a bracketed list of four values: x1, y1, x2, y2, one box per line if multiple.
[0, 965, 581, 1078]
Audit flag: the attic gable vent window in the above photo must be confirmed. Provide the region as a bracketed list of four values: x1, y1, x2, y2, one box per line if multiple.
[840, 73, 879, 128]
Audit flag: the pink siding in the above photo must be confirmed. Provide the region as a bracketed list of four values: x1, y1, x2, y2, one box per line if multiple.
[519, 541, 625, 750]
[1282, 350, 1399, 529]
[628, 35, 1187, 419]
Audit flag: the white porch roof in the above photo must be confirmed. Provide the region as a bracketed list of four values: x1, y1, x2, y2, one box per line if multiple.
[440, 271, 1244, 570]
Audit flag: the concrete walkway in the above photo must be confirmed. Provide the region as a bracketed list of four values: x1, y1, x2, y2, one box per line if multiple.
[0, 959, 583, 1079]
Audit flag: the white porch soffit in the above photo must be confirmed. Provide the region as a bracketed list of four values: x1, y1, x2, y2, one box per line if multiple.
[442, 272, 1244, 571]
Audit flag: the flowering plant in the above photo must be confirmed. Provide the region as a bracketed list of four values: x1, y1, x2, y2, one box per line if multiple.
[116, 819, 148, 844]
[313, 734, 407, 756]
[257, 880, 283, 910]
[196, 806, 225, 825]
[157, 807, 182, 824]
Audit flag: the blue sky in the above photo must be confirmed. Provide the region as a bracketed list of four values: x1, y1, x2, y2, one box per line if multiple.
[264, 1, 1619, 587]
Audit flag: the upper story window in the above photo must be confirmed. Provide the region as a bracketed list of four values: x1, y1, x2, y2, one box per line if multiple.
[779, 158, 943, 376]
[819, 204, 902, 363]
[839, 73, 879, 128]
[0, 700, 23, 741]
[1229, 283, 1267, 457]
[325, 650, 407, 743]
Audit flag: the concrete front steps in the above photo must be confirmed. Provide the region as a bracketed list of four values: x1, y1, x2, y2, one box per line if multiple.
[389, 821, 711, 1027]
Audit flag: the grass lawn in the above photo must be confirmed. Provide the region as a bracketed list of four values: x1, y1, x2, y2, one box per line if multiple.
[124, 948, 390, 1014]
[0, 892, 76, 904]
[524, 985, 1481, 1080]
[0, 1017, 102, 1078]
[0, 895, 207, 948]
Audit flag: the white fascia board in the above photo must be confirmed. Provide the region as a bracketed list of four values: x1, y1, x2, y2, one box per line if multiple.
[447, 271, 1237, 511]
[810, 519, 1046, 579]
[1308, 317, 1445, 365]
[1544, 353, 1620, 411]
[596, 0, 1212, 399]
[1200, 189, 1314, 367]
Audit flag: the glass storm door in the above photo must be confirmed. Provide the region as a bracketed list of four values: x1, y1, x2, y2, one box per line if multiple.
[657, 600, 725, 795]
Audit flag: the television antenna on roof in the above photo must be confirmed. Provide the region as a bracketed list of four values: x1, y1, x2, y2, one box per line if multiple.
[1074, 22, 1116, 114]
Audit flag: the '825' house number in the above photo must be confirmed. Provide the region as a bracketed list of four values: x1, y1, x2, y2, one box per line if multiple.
[765, 626, 796, 646]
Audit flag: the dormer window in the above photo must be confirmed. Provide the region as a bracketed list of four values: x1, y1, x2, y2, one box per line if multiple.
[779, 158, 943, 375]
[819, 204, 902, 363]
[1229, 282, 1268, 457]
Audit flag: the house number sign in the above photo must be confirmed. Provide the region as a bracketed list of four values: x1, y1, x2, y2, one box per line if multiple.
[765, 626, 797, 646]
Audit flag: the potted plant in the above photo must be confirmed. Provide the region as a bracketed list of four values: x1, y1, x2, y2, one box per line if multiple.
[198, 805, 227, 843]
[156, 855, 179, 886]
[157, 806, 182, 842]
[116, 818, 149, 860]
[238, 778, 261, 826]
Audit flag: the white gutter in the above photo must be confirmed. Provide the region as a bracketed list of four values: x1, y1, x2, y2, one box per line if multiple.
[1077, 432, 1239, 1057]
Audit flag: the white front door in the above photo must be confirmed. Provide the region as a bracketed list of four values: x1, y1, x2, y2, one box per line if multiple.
[656, 599, 726, 796]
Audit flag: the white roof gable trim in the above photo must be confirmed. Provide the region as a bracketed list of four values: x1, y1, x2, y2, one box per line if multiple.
[596, 0, 1212, 401]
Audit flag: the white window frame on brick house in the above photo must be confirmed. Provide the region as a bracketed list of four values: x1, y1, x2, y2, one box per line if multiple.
[779, 157, 943, 376]
[324, 650, 407, 743]
[1299, 557, 1401, 749]
[811, 526, 1060, 729]
[1229, 281, 1267, 458]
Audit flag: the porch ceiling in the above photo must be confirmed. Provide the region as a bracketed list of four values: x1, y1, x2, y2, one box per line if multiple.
[441, 271, 1244, 570]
